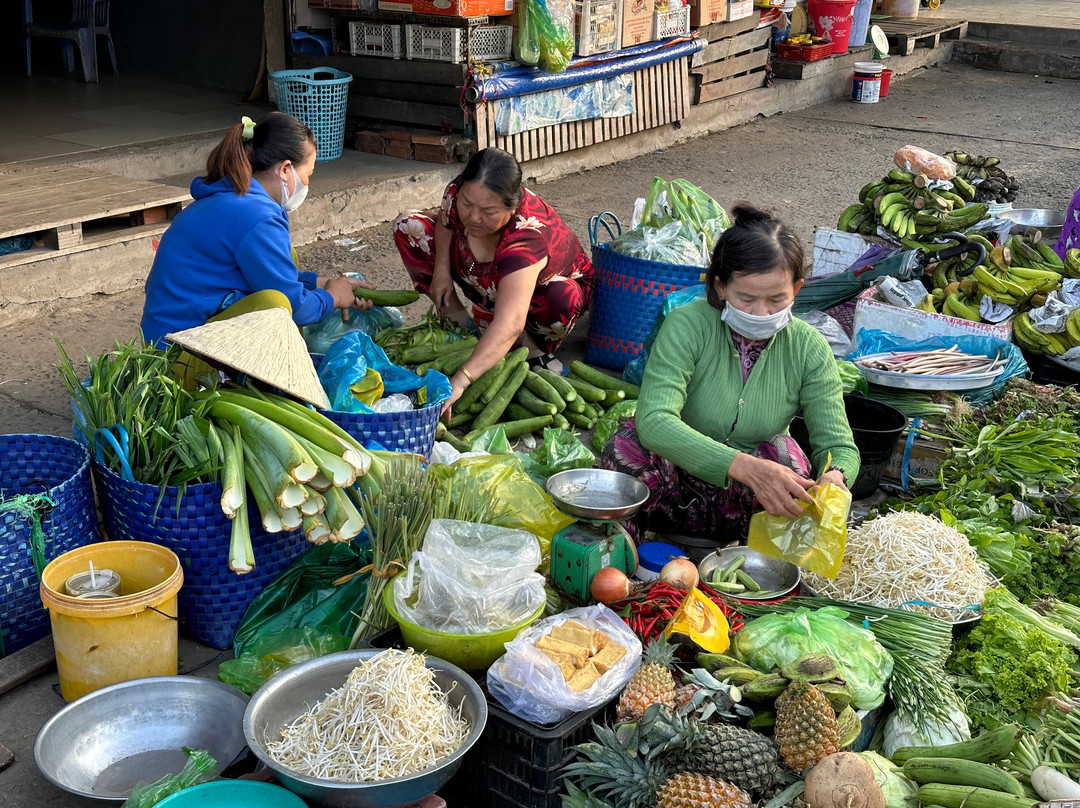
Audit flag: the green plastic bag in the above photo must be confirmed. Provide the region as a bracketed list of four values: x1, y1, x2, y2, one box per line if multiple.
[593, 400, 637, 452]
[121, 748, 217, 808]
[836, 360, 868, 395]
[219, 627, 348, 695]
[231, 542, 372, 658]
[732, 606, 894, 710]
[520, 428, 595, 483]
[469, 424, 513, 455]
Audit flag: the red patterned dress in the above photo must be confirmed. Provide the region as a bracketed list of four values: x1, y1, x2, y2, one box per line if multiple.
[393, 177, 595, 352]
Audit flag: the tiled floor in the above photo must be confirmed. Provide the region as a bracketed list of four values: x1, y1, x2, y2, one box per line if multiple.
[0, 71, 269, 164]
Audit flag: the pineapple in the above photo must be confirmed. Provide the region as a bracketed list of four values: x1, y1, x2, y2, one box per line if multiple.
[639, 705, 779, 797]
[617, 635, 677, 722]
[773, 680, 840, 774]
[562, 723, 753, 808]
[673, 683, 699, 711]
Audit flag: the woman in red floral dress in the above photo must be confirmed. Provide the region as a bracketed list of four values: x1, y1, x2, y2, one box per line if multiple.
[393, 148, 595, 416]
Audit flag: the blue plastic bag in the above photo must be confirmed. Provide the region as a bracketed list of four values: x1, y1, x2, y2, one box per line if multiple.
[318, 332, 452, 413]
[846, 329, 1028, 405]
[623, 284, 708, 386]
[302, 306, 405, 355]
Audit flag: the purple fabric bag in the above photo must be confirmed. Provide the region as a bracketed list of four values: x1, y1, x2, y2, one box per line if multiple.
[1056, 184, 1080, 258]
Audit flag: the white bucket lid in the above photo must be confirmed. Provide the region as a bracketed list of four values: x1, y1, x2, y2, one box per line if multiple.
[854, 61, 884, 73]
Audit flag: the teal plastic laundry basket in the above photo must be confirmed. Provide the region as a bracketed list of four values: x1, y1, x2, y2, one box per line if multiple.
[270, 67, 353, 162]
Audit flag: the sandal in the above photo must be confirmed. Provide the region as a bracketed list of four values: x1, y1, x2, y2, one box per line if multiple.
[527, 353, 568, 375]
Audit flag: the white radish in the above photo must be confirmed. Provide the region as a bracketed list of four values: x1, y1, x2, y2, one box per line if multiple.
[1030, 765, 1080, 800]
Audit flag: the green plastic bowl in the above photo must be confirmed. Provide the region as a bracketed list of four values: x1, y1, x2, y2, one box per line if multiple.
[155, 780, 307, 807]
[383, 574, 544, 671]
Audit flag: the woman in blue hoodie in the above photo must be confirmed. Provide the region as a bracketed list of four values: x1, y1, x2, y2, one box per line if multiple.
[140, 112, 367, 346]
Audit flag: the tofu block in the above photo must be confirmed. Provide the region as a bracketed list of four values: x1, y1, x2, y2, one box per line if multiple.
[550, 624, 599, 652]
[567, 661, 601, 692]
[590, 641, 627, 674]
[538, 648, 578, 680]
[534, 635, 589, 667]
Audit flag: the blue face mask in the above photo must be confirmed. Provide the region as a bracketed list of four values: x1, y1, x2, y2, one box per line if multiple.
[721, 302, 794, 340]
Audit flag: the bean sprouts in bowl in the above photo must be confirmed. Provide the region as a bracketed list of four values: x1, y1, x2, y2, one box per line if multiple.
[244, 649, 487, 808]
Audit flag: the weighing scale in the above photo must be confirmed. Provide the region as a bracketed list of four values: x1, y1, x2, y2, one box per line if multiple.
[545, 469, 649, 602]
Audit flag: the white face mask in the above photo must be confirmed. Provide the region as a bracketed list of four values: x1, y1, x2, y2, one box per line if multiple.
[280, 166, 309, 212]
[721, 302, 794, 340]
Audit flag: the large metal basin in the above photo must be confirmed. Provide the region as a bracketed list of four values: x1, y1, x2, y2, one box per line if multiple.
[244, 649, 487, 808]
[546, 468, 649, 520]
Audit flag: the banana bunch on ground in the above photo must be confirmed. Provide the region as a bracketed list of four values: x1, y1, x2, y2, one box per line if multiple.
[837, 169, 986, 242]
[942, 151, 1019, 204]
[915, 231, 1064, 322]
[696, 652, 861, 746]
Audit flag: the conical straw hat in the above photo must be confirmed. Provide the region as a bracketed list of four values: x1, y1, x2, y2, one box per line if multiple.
[167, 307, 330, 410]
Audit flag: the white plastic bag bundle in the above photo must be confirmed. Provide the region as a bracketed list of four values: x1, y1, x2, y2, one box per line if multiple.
[487, 605, 642, 725]
[392, 520, 546, 634]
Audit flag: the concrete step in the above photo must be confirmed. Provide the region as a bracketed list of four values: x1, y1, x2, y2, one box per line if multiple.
[953, 35, 1080, 80]
[965, 22, 1080, 50]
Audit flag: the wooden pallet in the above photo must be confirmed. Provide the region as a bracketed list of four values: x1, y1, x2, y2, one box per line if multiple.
[474, 56, 690, 163]
[0, 166, 189, 270]
[877, 17, 967, 56]
[690, 26, 770, 104]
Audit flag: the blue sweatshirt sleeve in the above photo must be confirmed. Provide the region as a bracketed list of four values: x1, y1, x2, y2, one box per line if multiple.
[234, 217, 334, 326]
[298, 271, 320, 291]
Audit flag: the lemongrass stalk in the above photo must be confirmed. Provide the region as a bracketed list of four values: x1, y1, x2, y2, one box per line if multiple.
[228, 428, 254, 573]
[209, 401, 318, 483]
[300, 490, 327, 517]
[323, 485, 365, 541]
[279, 506, 303, 531]
[242, 446, 282, 533]
[303, 513, 332, 544]
[218, 426, 243, 519]
[215, 390, 363, 467]
[307, 470, 333, 492]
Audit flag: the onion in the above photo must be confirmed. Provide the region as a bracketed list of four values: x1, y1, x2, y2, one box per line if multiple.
[659, 557, 699, 591]
[591, 567, 631, 604]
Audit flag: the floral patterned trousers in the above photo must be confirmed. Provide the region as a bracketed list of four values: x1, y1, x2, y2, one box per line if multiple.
[600, 419, 812, 543]
[393, 211, 592, 353]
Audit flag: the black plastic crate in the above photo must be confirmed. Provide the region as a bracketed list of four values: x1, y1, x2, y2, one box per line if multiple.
[360, 625, 616, 808]
[1026, 350, 1080, 387]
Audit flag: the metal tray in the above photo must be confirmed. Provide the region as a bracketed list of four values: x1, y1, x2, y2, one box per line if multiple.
[854, 352, 1005, 390]
[545, 469, 649, 521]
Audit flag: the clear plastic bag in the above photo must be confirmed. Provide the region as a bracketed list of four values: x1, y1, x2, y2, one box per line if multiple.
[303, 306, 405, 355]
[894, 145, 956, 181]
[531, 0, 574, 73]
[487, 605, 643, 725]
[422, 519, 542, 587]
[394, 550, 546, 633]
[610, 220, 707, 267]
[732, 606, 893, 710]
[121, 748, 218, 808]
[747, 482, 851, 579]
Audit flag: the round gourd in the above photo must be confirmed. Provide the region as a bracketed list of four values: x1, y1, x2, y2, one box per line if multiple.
[804, 752, 886, 808]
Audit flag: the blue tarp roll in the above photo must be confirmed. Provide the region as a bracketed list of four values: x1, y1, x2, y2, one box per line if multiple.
[469, 36, 703, 101]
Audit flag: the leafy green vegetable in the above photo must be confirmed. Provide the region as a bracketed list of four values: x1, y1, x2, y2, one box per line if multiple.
[835, 360, 868, 395]
[948, 611, 1076, 732]
[859, 751, 920, 808]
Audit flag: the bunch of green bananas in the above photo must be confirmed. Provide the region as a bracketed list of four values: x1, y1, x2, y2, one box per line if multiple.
[943, 151, 1012, 182]
[1065, 248, 1080, 279]
[835, 202, 877, 235]
[1013, 309, 1080, 355]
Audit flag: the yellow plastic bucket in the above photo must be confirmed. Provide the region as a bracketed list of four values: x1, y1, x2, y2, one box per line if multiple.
[40, 541, 183, 702]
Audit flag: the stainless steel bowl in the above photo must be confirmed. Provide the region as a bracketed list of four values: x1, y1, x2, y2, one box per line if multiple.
[244, 650, 487, 808]
[698, 546, 801, 601]
[997, 208, 1066, 240]
[545, 468, 649, 520]
[34, 676, 249, 803]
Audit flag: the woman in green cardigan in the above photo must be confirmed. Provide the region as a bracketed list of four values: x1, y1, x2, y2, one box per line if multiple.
[600, 204, 860, 541]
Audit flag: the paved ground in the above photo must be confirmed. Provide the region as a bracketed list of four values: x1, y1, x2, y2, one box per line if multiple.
[1, 62, 1079, 805]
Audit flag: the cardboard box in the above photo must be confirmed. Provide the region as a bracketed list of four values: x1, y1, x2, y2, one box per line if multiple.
[728, 0, 754, 18]
[310, 0, 377, 9]
[622, 0, 656, 47]
[378, 0, 513, 15]
[690, 0, 728, 27]
[883, 435, 949, 488]
[852, 286, 1015, 343]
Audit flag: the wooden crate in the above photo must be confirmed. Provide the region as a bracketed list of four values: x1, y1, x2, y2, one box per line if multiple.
[474, 56, 690, 163]
[876, 17, 968, 57]
[690, 25, 770, 104]
[294, 52, 468, 132]
[0, 166, 189, 270]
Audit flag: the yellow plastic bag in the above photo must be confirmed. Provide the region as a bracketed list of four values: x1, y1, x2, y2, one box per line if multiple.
[663, 587, 731, 654]
[747, 483, 851, 579]
[349, 368, 384, 407]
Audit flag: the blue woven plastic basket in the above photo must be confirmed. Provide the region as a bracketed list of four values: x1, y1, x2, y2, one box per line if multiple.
[270, 67, 353, 162]
[0, 434, 97, 657]
[310, 354, 443, 457]
[584, 213, 706, 371]
[93, 463, 307, 650]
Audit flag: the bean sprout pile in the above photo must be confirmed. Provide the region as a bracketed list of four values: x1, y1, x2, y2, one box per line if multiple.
[267, 649, 469, 782]
[803, 511, 990, 623]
